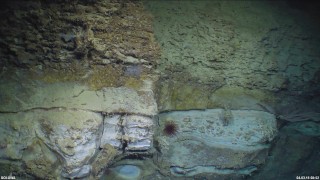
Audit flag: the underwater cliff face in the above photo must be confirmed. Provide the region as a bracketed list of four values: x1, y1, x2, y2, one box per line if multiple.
[146, 0, 320, 111]
[0, 0, 319, 179]
[0, 0, 159, 179]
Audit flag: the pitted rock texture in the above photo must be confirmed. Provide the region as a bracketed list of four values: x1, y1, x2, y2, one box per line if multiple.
[0, 0, 160, 94]
[155, 109, 277, 178]
[1, 0, 320, 179]
[0, 100, 155, 179]
[0, 70, 157, 179]
[0, 1, 160, 179]
[34, 109, 103, 178]
[145, 1, 320, 111]
[0, 0, 159, 70]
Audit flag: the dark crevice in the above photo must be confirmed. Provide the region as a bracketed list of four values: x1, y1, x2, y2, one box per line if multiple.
[121, 140, 128, 154]
[120, 153, 153, 161]
[119, 115, 127, 154]
[72, 89, 85, 98]
[0, 107, 154, 119]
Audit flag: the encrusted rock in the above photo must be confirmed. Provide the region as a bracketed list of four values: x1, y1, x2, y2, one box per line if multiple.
[101, 114, 154, 151]
[122, 115, 154, 151]
[0, 1, 160, 70]
[101, 115, 122, 148]
[0, 109, 104, 179]
[0, 80, 157, 116]
[155, 109, 277, 177]
[91, 144, 118, 177]
[22, 139, 60, 179]
[34, 109, 103, 179]
[0, 112, 37, 161]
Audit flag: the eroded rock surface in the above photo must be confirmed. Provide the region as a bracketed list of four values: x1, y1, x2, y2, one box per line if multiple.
[0, 0, 159, 70]
[145, 1, 320, 111]
[0, 77, 157, 116]
[155, 109, 277, 178]
[0, 0, 160, 178]
[0, 78, 157, 178]
[1, 0, 320, 179]
[101, 114, 154, 151]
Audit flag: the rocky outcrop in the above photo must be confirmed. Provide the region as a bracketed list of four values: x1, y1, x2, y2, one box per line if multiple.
[0, 71, 157, 179]
[0, 0, 161, 178]
[0, 73, 157, 115]
[0, 0, 159, 70]
[154, 109, 277, 178]
[0, 0, 320, 179]
[145, 1, 320, 111]
[101, 114, 154, 151]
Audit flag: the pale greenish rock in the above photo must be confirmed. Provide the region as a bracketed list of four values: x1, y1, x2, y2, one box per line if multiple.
[0, 81, 157, 116]
[34, 109, 103, 178]
[155, 109, 277, 176]
[146, 0, 320, 93]
[0, 73, 157, 179]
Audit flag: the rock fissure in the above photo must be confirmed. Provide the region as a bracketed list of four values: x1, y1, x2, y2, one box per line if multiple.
[170, 165, 258, 176]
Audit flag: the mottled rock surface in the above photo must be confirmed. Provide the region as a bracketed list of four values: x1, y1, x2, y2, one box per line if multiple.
[0, 1, 159, 178]
[101, 114, 154, 151]
[0, 0, 159, 70]
[0, 70, 157, 179]
[145, 1, 320, 111]
[155, 109, 277, 178]
[0, 73, 157, 116]
[1, 0, 320, 179]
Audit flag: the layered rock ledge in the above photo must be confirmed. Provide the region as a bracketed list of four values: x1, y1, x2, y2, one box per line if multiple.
[155, 109, 277, 178]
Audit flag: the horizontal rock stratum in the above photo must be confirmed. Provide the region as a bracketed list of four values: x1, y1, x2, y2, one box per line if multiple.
[0, 70, 157, 179]
[155, 109, 277, 177]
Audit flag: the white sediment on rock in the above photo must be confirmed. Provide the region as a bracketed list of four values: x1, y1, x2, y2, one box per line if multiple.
[0, 72, 158, 179]
[0, 109, 104, 178]
[101, 114, 154, 151]
[101, 115, 122, 149]
[122, 115, 154, 151]
[33, 109, 103, 177]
